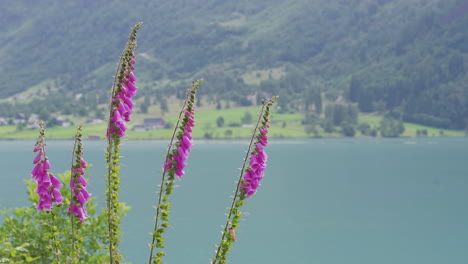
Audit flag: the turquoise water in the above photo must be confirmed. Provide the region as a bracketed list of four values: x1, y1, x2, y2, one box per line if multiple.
[1, 138, 468, 263]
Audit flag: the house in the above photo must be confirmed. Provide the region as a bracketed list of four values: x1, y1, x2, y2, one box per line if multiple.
[27, 114, 40, 129]
[56, 115, 73, 127]
[88, 135, 101, 140]
[14, 113, 26, 125]
[86, 118, 105, 125]
[142, 118, 165, 130]
[133, 125, 146, 132]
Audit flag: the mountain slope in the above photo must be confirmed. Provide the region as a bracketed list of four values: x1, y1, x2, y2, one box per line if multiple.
[0, 0, 467, 128]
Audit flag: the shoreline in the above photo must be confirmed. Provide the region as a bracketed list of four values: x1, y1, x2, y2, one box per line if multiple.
[0, 135, 465, 141]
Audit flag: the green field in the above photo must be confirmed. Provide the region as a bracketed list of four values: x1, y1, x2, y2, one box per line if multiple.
[0, 107, 464, 139]
[358, 113, 464, 137]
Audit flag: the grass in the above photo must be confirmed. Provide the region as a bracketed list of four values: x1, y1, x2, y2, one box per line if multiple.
[359, 112, 464, 137]
[403, 123, 464, 137]
[358, 113, 381, 126]
[0, 104, 464, 140]
[0, 104, 305, 139]
[129, 106, 304, 139]
[0, 124, 108, 139]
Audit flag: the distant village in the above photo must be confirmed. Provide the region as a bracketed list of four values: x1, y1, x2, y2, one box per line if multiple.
[0, 114, 166, 135]
[0, 113, 104, 129]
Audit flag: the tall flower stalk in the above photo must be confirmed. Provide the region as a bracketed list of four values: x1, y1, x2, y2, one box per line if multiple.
[105, 22, 142, 264]
[148, 79, 202, 264]
[212, 96, 278, 264]
[31, 121, 64, 263]
[32, 122, 63, 211]
[68, 125, 90, 263]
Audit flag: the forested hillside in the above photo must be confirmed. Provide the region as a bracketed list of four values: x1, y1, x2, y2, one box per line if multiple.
[1, 0, 467, 129]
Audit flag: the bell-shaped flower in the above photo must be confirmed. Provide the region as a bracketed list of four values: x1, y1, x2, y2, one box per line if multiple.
[241, 127, 270, 198]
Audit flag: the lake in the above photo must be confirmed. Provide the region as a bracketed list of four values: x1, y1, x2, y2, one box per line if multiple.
[1, 138, 468, 264]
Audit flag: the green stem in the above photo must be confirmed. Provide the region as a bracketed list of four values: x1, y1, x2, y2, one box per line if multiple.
[106, 139, 121, 264]
[105, 24, 141, 264]
[69, 125, 83, 263]
[106, 52, 123, 264]
[69, 134, 79, 258]
[212, 102, 268, 264]
[49, 210, 61, 264]
[106, 143, 114, 264]
[148, 88, 192, 264]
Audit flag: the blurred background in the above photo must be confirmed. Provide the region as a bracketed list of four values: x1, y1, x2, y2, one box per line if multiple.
[1, 0, 468, 139]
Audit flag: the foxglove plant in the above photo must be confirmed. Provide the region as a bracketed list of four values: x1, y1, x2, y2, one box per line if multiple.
[105, 22, 142, 264]
[212, 96, 278, 264]
[32, 122, 63, 210]
[240, 128, 268, 197]
[69, 125, 90, 263]
[31, 121, 64, 263]
[162, 109, 196, 179]
[148, 79, 202, 264]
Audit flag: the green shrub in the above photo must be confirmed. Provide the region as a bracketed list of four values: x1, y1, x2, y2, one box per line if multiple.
[0, 172, 129, 264]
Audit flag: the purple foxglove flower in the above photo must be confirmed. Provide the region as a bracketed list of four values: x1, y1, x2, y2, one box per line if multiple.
[184, 125, 193, 133]
[178, 148, 189, 161]
[112, 110, 124, 126]
[175, 166, 185, 178]
[31, 162, 44, 176]
[108, 109, 127, 138]
[107, 57, 138, 139]
[77, 192, 87, 205]
[163, 108, 196, 179]
[126, 81, 138, 96]
[129, 71, 136, 82]
[69, 153, 90, 222]
[35, 184, 50, 195]
[241, 128, 270, 198]
[163, 157, 173, 171]
[72, 168, 83, 174]
[119, 83, 129, 95]
[80, 158, 87, 168]
[33, 152, 43, 164]
[77, 207, 87, 221]
[256, 145, 268, 163]
[78, 176, 88, 187]
[259, 134, 268, 146]
[43, 159, 50, 171]
[185, 111, 196, 127]
[184, 130, 193, 139]
[37, 197, 52, 211]
[119, 94, 134, 109]
[240, 170, 258, 197]
[118, 101, 131, 120]
[36, 171, 51, 184]
[32, 142, 63, 210]
[180, 134, 193, 150]
[52, 188, 63, 204]
[50, 174, 63, 203]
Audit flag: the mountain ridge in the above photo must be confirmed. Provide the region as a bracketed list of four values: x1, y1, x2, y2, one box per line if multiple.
[1, 0, 467, 129]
